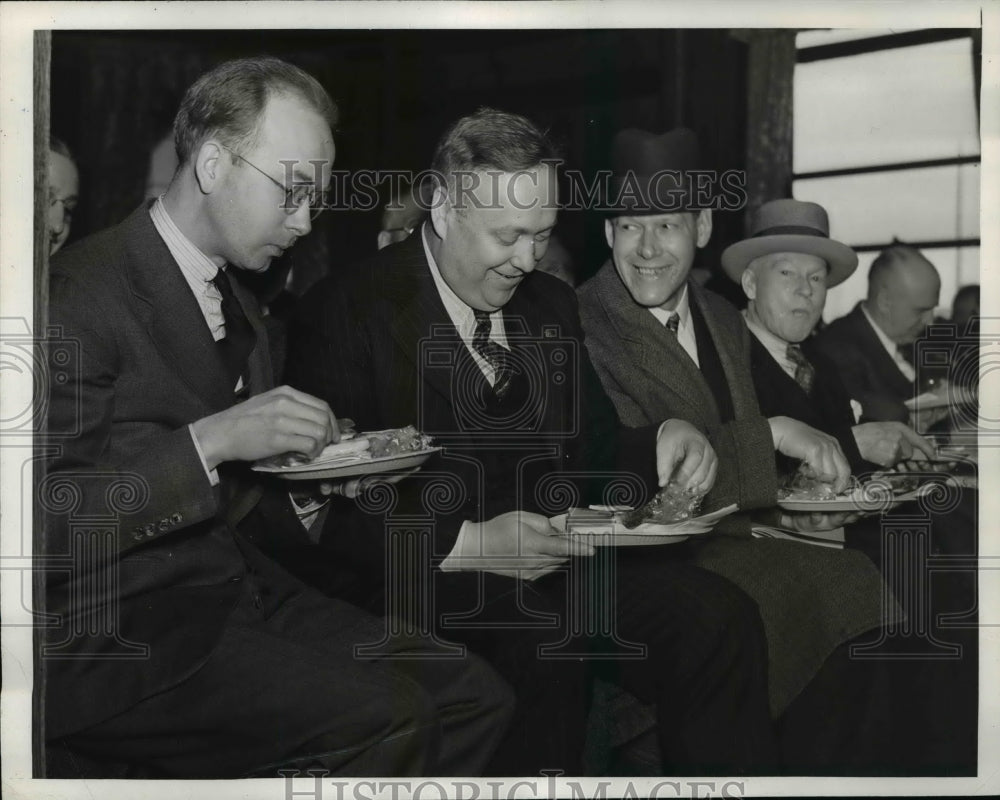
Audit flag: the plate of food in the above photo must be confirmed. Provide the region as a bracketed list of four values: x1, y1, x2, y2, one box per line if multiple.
[252, 425, 440, 481]
[777, 471, 924, 513]
[549, 483, 738, 546]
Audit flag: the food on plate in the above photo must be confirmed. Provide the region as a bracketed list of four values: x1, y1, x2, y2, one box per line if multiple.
[619, 482, 705, 529]
[367, 426, 435, 458]
[868, 472, 922, 494]
[265, 425, 434, 469]
[777, 464, 844, 502]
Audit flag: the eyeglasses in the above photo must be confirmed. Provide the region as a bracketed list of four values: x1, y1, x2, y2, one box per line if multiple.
[221, 144, 326, 221]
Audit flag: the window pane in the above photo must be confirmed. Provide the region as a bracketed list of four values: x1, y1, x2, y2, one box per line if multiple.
[794, 38, 980, 173]
[822, 246, 979, 324]
[793, 164, 980, 245]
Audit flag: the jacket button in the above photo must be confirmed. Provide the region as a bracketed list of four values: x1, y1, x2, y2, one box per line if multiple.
[132, 530, 144, 541]
[229, 576, 242, 583]
[170, 513, 182, 524]
[158, 518, 170, 531]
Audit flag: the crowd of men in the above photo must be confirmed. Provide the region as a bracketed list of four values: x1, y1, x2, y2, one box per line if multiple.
[42, 56, 979, 779]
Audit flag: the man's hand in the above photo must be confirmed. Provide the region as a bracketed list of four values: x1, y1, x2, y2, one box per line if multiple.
[908, 405, 950, 434]
[191, 385, 340, 470]
[768, 416, 851, 493]
[755, 506, 864, 532]
[655, 419, 718, 495]
[852, 421, 935, 468]
[448, 511, 595, 579]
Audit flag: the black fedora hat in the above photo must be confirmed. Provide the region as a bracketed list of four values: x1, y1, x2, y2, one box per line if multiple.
[607, 127, 711, 215]
[721, 199, 858, 287]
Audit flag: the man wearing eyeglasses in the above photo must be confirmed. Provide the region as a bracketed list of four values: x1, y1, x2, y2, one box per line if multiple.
[43, 56, 511, 778]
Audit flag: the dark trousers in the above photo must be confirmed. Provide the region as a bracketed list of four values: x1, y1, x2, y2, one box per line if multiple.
[355, 539, 777, 776]
[780, 489, 978, 774]
[52, 580, 513, 778]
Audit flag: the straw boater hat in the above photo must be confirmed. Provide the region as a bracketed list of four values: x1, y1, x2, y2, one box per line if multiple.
[606, 127, 715, 214]
[721, 199, 858, 287]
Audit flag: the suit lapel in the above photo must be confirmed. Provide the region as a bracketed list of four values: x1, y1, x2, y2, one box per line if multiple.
[594, 263, 718, 424]
[849, 304, 914, 396]
[386, 235, 471, 407]
[120, 205, 244, 412]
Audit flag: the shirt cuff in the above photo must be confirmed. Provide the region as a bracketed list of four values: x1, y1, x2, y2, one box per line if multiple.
[439, 519, 478, 572]
[188, 424, 220, 487]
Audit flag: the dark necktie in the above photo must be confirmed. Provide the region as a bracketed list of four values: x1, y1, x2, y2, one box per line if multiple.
[211, 268, 257, 391]
[786, 343, 816, 395]
[472, 310, 512, 399]
[664, 312, 680, 334]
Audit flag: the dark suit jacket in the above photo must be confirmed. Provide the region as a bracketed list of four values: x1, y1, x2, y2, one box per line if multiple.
[577, 262, 895, 715]
[286, 232, 659, 589]
[44, 204, 309, 738]
[749, 335, 871, 476]
[812, 302, 914, 423]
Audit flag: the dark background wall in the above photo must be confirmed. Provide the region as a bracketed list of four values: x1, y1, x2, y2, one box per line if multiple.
[51, 29, 749, 289]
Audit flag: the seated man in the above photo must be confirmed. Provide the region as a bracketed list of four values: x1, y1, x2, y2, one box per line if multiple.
[724, 199, 936, 473]
[42, 56, 511, 779]
[577, 128, 897, 739]
[813, 244, 942, 426]
[722, 198, 978, 773]
[287, 108, 776, 776]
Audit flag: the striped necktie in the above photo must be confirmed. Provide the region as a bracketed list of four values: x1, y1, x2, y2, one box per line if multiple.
[472, 310, 512, 399]
[786, 343, 816, 395]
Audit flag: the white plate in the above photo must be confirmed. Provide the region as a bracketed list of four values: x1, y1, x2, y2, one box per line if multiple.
[777, 486, 921, 513]
[904, 386, 976, 410]
[252, 447, 440, 481]
[549, 503, 737, 547]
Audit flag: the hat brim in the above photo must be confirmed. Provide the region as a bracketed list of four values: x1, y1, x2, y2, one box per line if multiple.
[721, 234, 858, 288]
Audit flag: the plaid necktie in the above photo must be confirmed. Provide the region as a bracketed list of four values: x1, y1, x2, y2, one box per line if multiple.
[664, 312, 680, 334]
[786, 343, 816, 395]
[472, 310, 512, 399]
[211, 268, 257, 391]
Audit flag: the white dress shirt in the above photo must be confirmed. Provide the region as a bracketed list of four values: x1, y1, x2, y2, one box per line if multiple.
[649, 284, 700, 367]
[422, 225, 509, 385]
[743, 311, 798, 381]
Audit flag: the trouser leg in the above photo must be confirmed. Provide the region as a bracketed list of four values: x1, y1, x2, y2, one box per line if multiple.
[57, 586, 512, 778]
[600, 549, 777, 775]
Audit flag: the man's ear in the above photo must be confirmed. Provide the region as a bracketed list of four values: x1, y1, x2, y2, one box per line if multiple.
[604, 218, 615, 249]
[429, 183, 451, 241]
[741, 266, 757, 301]
[194, 140, 225, 195]
[695, 209, 713, 248]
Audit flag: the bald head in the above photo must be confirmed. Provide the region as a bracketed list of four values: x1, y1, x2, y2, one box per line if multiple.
[866, 245, 940, 344]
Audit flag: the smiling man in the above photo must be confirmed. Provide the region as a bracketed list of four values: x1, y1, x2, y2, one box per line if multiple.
[288, 109, 778, 775]
[577, 131, 905, 767]
[44, 57, 512, 779]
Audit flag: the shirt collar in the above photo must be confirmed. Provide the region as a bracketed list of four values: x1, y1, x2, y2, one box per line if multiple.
[648, 283, 692, 330]
[743, 308, 798, 376]
[421, 223, 500, 334]
[860, 301, 899, 357]
[149, 196, 220, 284]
